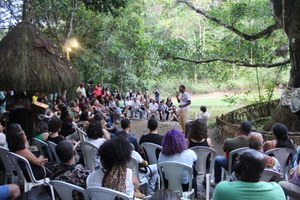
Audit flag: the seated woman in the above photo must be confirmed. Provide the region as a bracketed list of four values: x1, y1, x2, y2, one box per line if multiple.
[47, 116, 64, 144]
[34, 115, 49, 141]
[6, 124, 50, 180]
[264, 123, 295, 152]
[85, 121, 107, 169]
[188, 118, 213, 148]
[86, 137, 140, 199]
[158, 129, 197, 191]
[59, 106, 76, 140]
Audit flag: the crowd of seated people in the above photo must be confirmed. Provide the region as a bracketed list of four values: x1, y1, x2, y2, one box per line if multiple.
[1, 83, 300, 200]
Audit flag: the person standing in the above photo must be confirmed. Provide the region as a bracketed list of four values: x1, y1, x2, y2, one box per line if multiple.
[176, 85, 191, 135]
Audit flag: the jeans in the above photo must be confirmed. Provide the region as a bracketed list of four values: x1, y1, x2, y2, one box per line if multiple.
[214, 156, 228, 183]
[146, 164, 159, 195]
[131, 108, 143, 119]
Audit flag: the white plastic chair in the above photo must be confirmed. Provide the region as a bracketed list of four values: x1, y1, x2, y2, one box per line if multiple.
[47, 141, 61, 164]
[260, 169, 281, 182]
[77, 128, 87, 142]
[85, 186, 131, 200]
[127, 156, 149, 194]
[140, 142, 162, 165]
[49, 180, 85, 200]
[33, 138, 54, 163]
[7, 152, 55, 199]
[224, 147, 249, 180]
[81, 141, 99, 171]
[157, 161, 194, 199]
[190, 146, 216, 200]
[0, 146, 17, 184]
[265, 148, 296, 181]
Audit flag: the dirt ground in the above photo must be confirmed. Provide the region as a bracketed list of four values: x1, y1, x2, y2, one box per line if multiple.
[128, 118, 224, 156]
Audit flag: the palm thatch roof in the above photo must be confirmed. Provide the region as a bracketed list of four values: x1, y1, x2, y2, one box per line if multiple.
[0, 21, 79, 93]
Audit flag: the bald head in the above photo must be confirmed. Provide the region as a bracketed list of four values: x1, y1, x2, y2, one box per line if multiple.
[234, 149, 266, 182]
[249, 132, 263, 152]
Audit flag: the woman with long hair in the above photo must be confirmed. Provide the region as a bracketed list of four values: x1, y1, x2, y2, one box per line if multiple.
[188, 118, 213, 148]
[6, 124, 50, 180]
[86, 137, 139, 199]
[264, 123, 295, 152]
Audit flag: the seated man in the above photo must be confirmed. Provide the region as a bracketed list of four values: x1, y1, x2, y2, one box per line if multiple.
[116, 118, 140, 152]
[50, 140, 91, 199]
[249, 132, 280, 172]
[196, 106, 211, 125]
[139, 116, 163, 146]
[0, 184, 20, 200]
[213, 149, 285, 200]
[131, 97, 143, 119]
[148, 99, 159, 118]
[213, 121, 251, 185]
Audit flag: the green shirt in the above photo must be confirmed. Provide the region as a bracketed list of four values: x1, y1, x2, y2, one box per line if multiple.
[213, 181, 285, 200]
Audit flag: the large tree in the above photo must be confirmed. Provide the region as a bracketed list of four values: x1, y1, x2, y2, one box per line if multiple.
[177, 0, 300, 88]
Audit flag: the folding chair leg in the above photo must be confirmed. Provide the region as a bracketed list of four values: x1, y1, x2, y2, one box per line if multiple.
[49, 185, 55, 200]
[206, 174, 210, 200]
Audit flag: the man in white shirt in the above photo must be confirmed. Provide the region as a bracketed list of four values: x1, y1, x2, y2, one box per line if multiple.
[131, 97, 143, 119]
[148, 99, 159, 119]
[196, 106, 211, 125]
[76, 82, 87, 99]
[176, 85, 191, 135]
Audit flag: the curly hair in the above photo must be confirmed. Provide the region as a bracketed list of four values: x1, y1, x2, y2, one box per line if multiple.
[189, 118, 207, 141]
[99, 137, 132, 193]
[86, 121, 103, 139]
[161, 129, 187, 156]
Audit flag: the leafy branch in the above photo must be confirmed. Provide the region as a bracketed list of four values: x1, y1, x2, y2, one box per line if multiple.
[168, 56, 290, 68]
[177, 0, 280, 41]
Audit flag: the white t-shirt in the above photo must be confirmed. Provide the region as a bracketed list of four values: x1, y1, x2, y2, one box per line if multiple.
[125, 100, 132, 107]
[149, 103, 158, 112]
[131, 150, 143, 163]
[158, 149, 197, 184]
[87, 168, 134, 199]
[197, 111, 211, 124]
[179, 92, 191, 110]
[76, 87, 87, 98]
[132, 100, 141, 110]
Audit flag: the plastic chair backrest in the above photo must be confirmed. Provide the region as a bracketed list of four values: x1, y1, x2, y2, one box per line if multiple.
[228, 147, 249, 174]
[265, 148, 296, 178]
[7, 152, 39, 183]
[77, 128, 87, 142]
[0, 146, 15, 179]
[190, 146, 216, 175]
[50, 180, 85, 200]
[47, 141, 61, 163]
[81, 141, 99, 171]
[260, 169, 281, 182]
[140, 142, 162, 165]
[157, 161, 193, 196]
[84, 186, 131, 200]
[33, 138, 54, 163]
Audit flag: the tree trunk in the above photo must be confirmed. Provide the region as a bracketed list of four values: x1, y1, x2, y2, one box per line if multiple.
[271, 0, 300, 87]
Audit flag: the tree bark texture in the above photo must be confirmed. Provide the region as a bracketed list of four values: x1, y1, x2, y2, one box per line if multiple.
[270, 0, 300, 87]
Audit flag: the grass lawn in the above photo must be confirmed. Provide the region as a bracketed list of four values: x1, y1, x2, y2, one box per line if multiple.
[172, 91, 282, 126]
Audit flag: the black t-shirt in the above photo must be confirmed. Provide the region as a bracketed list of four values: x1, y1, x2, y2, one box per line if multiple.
[48, 135, 64, 144]
[139, 133, 163, 146]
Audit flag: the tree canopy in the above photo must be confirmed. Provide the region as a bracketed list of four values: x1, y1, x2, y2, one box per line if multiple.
[0, 0, 292, 98]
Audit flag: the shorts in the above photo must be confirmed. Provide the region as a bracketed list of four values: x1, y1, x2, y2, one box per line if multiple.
[0, 185, 9, 200]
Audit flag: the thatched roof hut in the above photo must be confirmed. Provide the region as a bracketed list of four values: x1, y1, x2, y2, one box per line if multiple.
[0, 21, 79, 93]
